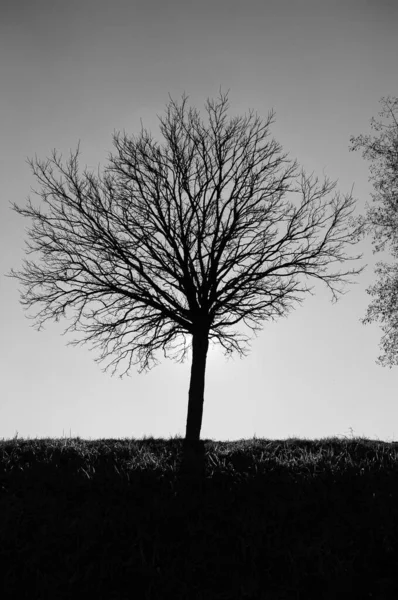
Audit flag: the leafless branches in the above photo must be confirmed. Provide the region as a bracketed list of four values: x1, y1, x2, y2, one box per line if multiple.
[9, 92, 365, 375]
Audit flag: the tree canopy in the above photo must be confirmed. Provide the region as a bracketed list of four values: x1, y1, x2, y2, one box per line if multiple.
[350, 96, 398, 367]
[10, 91, 365, 441]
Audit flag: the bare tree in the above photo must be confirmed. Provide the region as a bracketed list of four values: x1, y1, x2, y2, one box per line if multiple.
[10, 92, 364, 444]
[350, 96, 398, 367]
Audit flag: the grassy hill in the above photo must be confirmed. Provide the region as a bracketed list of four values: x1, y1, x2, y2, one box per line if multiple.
[1, 433, 397, 599]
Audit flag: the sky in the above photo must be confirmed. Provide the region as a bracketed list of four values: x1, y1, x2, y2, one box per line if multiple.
[1, 0, 398, 444]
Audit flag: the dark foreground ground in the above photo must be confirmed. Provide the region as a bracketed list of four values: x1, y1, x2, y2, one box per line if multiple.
[1, 433, 397, 599]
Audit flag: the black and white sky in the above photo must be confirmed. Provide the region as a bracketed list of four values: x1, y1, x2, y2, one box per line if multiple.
[1, 0, 398, 442]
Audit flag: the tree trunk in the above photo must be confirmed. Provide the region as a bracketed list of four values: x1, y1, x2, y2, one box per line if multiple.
[185, 329, 209, 442]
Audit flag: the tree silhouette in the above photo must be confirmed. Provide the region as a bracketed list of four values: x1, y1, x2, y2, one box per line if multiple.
[350, 96, 398, 367]
[10, 91, 364, 445]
